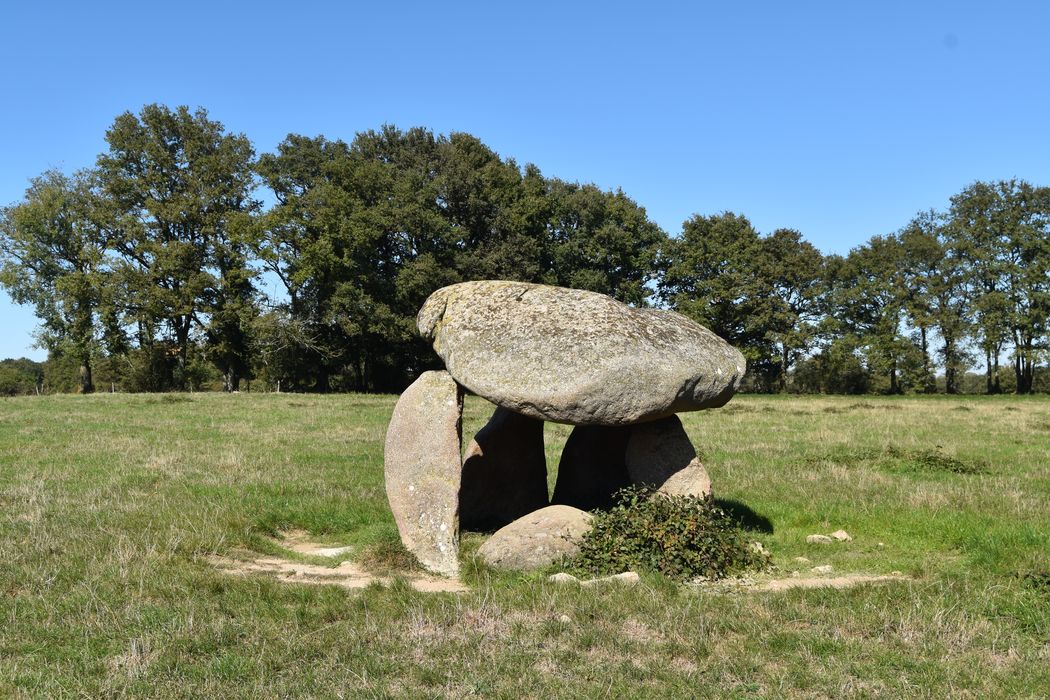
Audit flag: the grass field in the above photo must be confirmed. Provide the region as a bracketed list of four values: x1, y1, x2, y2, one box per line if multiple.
[1, 393, 1048, 698]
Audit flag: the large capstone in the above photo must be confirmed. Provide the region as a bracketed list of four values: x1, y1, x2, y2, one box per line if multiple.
[418, 281, 745, 425]
[460, 407, 550, 531]
[384, 370, 463, 576]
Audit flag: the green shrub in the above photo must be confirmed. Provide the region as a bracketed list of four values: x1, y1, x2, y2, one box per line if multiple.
[566, 487, 768, 582]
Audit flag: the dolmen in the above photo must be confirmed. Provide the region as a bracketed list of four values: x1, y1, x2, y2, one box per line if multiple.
[384, 281, 745, 576]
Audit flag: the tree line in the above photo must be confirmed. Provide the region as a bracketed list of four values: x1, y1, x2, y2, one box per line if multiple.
[1, 104, 1047, 396]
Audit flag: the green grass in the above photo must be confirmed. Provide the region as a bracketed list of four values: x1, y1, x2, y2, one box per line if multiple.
[1, 393, 1048, 698]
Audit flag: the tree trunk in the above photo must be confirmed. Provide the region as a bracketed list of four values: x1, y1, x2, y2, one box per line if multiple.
[223, 369, 239, 393]
[889, 360, 899, 395]
[984, 349, 993, 395]
[921, 327, 935, 393]
[992, 348, 1002, 394]
[779, 344, 789, 393]
[944, 336, 958, 394]
[79, 359, 94, 394]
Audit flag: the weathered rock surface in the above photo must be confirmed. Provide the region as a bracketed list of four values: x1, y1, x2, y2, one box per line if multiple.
[551, 425, 632, 511]
[460, 407, 550, 531]
[418, 281, 745, 425]
[624, 415, 712, 498]
[384, 371, 463, 577]
[476, 505, 592, 570]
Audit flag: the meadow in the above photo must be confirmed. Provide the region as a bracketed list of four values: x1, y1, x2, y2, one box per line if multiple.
[1, 393, 1048, 698]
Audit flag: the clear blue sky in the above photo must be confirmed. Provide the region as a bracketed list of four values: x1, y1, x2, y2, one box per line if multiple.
[2, 1, 1048, 360]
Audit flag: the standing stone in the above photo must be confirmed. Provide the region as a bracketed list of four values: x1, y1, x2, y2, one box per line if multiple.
[460, 407, 550, 531]
[418, 281, 746, 425]
[384, 371, 463, 577]
[624, 415, 712, 498]
[476, 505, 593, 570]
[551, 425, 632, 511]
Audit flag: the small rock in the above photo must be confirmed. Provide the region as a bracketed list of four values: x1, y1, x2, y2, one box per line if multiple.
[749, 542, 769, 556]
[793, 556, 811, 564]
[581, 571, 641, 587]
[830, 530, 852, 542]
[806, 534, 833, 544]
[790, 570, 800, 578]
[891, 570, 903, 576]
[548, 572, 580, 585]
[878, 542, 886, 548]
[558, 614, 572, 624]
[812, 565, 834, 574]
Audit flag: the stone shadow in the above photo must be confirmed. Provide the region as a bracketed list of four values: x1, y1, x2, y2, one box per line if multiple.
[715, 498, 774, 533]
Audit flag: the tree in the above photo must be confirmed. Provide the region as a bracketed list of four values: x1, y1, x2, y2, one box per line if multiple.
[96, 104, 259, 390]
[754, 228, 825, 391]
[660, 213, 770, 369]
[547, 180, 666, 305]
[0, 170, 109, 393]
[899, 211, 972, 393]
[949, 180, 1050, 394]
[828, 236, 920, 394]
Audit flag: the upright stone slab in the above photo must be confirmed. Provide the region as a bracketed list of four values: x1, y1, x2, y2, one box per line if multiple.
[551, 425, 632, 511]
[418, 281, 746, 425]
[384, 370, 463, 576]
[460, 407, 550, 531]
[625, 415, 712, 498]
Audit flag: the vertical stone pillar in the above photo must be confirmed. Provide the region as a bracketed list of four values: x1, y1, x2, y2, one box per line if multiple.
[383, 370, 463, 576]
[460, 407, 549, 531]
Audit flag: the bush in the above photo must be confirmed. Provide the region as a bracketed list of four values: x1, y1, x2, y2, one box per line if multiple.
[566, 487, 768, 582]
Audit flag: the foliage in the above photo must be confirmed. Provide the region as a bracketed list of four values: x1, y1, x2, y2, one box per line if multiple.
[0, 358, 42, 395]
[1, 103, 1049, 394]
[566, 486, 768, 582]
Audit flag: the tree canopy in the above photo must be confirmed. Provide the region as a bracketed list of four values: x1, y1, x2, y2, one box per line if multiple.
[2, 104, 1049, 394]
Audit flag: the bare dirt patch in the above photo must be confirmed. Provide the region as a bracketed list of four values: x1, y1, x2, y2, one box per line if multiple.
[208, 531, 468, 593]
[694, 573, 911, 593]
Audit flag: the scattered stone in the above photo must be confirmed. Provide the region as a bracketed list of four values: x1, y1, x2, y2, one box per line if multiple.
[548, 572, 580, 585]
[812, 565, 834, 574]
[624, 415, 712, 498]
[558, 614, 572, 624]
[793, 556, 811, 564]
[790, 571, 800, 578]
[384, 371, 463, 577]
[878, 542, 886, 548]
[749, 542, 769, 557]
[830, 529, 853, 542]
[806, 534, 833, 544]
[477, 505, 593, 571]
[551, 425, 631, 511]
[581, 571, 641, 587]
[459, 407, 549, 530]
[418, 281, 745, 425]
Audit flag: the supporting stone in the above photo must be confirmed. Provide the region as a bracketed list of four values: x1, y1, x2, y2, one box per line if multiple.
[459, 407, 550, 531]
[624, 415, 711, 498]
[383, 370, 463, 576]
[550, 425, 631, 511]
